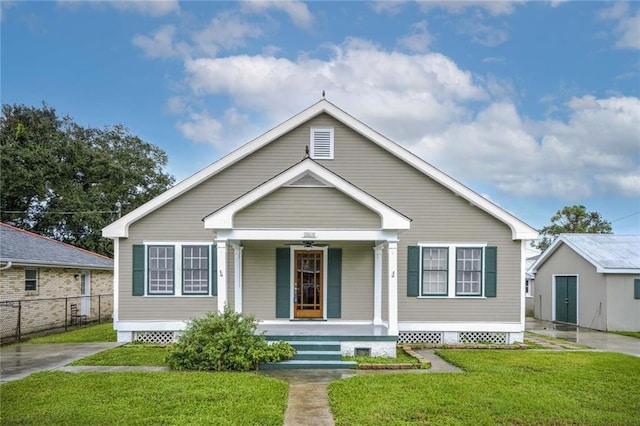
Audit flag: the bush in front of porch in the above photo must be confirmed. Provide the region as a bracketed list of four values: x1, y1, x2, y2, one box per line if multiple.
[166, 306, 295, 371]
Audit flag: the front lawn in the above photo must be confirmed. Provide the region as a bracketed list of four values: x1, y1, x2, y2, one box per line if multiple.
[329, 350, 640, 425]
[1, 371, 287, 425]
[343, 347, 423, 367]
[27, 323, 116, 343]
[69, 344, 168, 366]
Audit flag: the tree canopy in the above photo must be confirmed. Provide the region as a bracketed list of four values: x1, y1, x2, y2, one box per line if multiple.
[1, 103, 175, 256]
[534, 204, 613, 252]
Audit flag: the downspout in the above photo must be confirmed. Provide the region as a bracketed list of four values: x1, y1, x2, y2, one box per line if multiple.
[0, 261, 12, 271]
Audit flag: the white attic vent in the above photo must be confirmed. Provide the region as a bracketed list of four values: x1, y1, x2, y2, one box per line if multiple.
[310, 128, 334, 160]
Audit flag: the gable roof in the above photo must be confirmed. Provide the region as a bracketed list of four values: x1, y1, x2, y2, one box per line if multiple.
[530, 234, 640, 274]
[0, 223, 113, 270]
[203, 158, 411, 230]
[103, 99, 538, 240]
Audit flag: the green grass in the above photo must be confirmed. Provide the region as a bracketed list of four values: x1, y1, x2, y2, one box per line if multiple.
[612, 331, 640, 339]
[329, 350, 640, 425]
[343, 347, 420, 365]
[1, 371, 287, 425]
[27, 323, 116, 343]
[69, 344, 168, 366]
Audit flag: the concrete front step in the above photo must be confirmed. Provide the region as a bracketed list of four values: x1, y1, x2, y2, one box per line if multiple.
[259, 360, 357, 370]
[293, 351, 342, 361]
[288, 341, 341, 352]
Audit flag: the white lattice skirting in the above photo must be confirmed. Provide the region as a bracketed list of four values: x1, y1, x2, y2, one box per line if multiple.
[399, 331, 508, 344]
[133, 331, 178, 344]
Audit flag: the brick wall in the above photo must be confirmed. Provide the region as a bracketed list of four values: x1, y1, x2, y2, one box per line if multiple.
[0, 266, 114, 339]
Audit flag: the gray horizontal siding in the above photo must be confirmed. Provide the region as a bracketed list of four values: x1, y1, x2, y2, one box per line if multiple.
[120, 113, 522, 323]
[235, 187, 381, 229]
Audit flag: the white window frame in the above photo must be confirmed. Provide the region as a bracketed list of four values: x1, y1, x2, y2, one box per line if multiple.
[182, 245, 209, 295]
[310, 127, 334, 160]
[144, 242, 213, 297]
[421, 247, 449, 296]
[148, 245, 175, 295]
[25, 268, 38, 292]
[455, 247, 483, 296]
[417, 243, 487, 298]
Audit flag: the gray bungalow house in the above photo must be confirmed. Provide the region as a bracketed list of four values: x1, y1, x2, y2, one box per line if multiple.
[529, 234, 640, 332]
[103, 99, 538, 357]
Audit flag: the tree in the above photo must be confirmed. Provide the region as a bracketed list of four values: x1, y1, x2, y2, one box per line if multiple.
[534, 205, 613, 251]
[1, 103, 175, 256]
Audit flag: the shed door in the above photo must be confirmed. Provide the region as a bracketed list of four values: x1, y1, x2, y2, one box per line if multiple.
[294, 250, 323, 318]
[555, 276, 577, 324]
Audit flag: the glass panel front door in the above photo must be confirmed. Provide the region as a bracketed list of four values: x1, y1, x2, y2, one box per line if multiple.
[294, 250, 323, 318]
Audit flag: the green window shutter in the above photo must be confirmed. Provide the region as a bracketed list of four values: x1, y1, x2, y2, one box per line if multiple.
[407, 246, 420, 297]
[132, 244, 145, 296]
[275, 248, 290, 318]
[485, 246, 497, 297]
[211, 244, 217, 296]
[634, 279, 640, 300]
[327, 248, 342, 318]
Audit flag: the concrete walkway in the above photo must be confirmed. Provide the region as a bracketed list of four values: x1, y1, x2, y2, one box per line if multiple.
[526, 318, 640, 357]
[0, 342, 123, 383]
[260, 350, 463, 426]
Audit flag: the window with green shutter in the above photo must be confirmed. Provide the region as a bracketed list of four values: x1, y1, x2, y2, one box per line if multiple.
[408, 245, 497, 298]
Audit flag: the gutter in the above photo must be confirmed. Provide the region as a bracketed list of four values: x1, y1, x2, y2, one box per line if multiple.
[0, 261, 13, 271]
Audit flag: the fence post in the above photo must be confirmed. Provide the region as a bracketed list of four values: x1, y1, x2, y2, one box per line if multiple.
[17, 301, 22, 341]
[64, 298, 68, 331]
[98, 295, 101, 324]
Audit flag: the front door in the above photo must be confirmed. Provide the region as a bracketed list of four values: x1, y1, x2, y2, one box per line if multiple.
[294, 250, 323, 318]
[555, 276, 577, 324]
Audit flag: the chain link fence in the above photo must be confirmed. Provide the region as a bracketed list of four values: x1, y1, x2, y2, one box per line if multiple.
[0, 294, 113, 344]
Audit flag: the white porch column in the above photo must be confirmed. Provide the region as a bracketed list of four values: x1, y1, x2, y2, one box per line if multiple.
[216, 240, 228, 313]
[232, 243, 243, 313]
[373, 244, 384, 325]
[387, 241, 398, 335]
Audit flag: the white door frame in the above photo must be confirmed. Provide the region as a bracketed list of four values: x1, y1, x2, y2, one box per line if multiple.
[80, 270, 91, 317]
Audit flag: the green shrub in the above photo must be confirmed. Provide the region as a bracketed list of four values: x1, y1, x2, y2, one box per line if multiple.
[165, 306, 295, 371]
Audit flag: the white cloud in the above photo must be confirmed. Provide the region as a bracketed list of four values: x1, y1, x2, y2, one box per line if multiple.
[241, 0, 313, 29]
[183, 38, 487, 139]
[176, 111, 223, 146]
[410, 95, 640, 199]
[398, 20, 432, 53]
[458, 12, 509, 46]
[58, 0, 180, 17]
[132, 25, 187, 59]
[418, 1, 522, 16]
[598, 3, 640, 50]
[192, 12, 263, 56]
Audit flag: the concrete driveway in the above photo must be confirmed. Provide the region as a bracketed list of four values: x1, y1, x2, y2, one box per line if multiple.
[0, 342, 122, 383]
[526, 318, 640, 357]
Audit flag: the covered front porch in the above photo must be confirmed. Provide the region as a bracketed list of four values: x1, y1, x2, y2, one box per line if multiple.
[203, 159, 412, 346]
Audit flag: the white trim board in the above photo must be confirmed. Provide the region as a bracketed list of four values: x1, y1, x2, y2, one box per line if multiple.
[203, 159, 411, 230]
[103, 99, 537, 240]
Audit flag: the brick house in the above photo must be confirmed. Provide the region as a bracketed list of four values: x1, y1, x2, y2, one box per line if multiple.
[0, 222, 114, 339]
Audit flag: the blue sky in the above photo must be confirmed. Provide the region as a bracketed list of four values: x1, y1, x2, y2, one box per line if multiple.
[2, 1, 639, 236]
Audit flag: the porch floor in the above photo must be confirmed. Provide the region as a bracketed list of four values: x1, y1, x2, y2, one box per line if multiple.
[257, 323, 391, 338]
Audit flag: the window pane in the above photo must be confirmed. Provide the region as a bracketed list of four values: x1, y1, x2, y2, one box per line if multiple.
[149, 246, 174, 294]
[25, 269, 37, 291]
[456, 248, 482, 295]
[422, 248, 448, 295]
[183, 246, 208, 294]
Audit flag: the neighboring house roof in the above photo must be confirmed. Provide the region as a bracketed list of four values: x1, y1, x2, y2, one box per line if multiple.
[530, 234, 640, 274]
[0, 222, 113, 270]
[102, 99, 538, 240]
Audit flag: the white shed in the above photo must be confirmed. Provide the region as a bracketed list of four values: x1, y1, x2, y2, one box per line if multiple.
[529, 234, 640, 332]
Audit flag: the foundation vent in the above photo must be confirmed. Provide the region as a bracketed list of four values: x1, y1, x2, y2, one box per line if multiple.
[133, 331, 177, 344]
[459, 332, 507, 344]
[398, 331, 443, 344]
